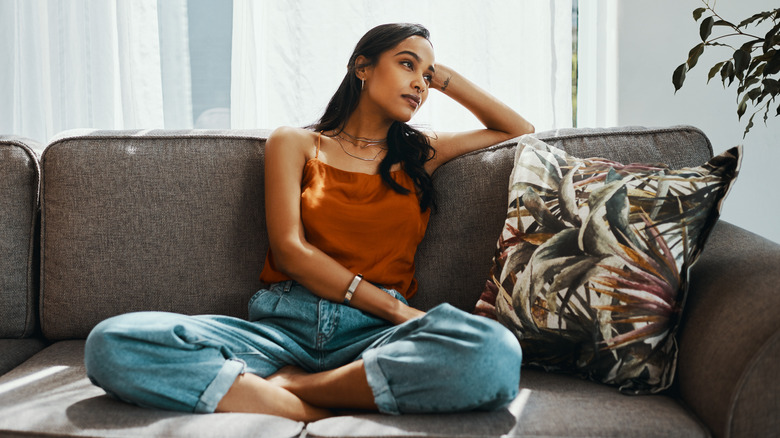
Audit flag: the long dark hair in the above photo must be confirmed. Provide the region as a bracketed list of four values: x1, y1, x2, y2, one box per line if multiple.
[308, 23, 436, 212]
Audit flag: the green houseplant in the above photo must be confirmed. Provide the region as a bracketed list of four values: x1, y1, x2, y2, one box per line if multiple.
[672, 1, 780, 137]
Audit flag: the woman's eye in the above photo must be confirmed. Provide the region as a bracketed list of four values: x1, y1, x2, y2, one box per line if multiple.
[423, 75, 432, 85]
[401, 60, 413, 69]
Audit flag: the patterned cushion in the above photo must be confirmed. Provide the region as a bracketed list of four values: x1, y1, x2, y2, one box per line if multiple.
[479, 136, 741, 394]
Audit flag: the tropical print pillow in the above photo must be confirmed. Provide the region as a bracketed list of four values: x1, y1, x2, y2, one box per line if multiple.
[482, 136, 741, 394]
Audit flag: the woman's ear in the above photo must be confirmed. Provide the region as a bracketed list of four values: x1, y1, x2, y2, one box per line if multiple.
[354, 55, 370, 81]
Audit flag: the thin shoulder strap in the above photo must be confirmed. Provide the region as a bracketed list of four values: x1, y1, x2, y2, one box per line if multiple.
[315, 132, 322, 159]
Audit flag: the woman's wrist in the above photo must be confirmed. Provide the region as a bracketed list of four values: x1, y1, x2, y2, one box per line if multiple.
[347, 280, 424, 325]
[431, 64, 455, 93]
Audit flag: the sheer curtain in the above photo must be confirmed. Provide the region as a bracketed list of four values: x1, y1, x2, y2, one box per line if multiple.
[1, 0, 572, 145]
[231, 0, 573, 132]
[576, 0, 618, 129]
[0, 0, 192, 146]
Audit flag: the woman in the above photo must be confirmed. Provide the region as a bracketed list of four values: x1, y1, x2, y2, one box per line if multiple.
[85, 23, 534, 421]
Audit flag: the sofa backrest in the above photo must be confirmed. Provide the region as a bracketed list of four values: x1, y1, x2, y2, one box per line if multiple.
[40, 130, 271, 340]
[0, 136, 41, 338]
[410, 125, 714, 311]
[39, 126, 714, 340]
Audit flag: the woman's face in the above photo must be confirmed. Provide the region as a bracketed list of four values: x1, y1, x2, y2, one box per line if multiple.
[360, 35, 435, 123]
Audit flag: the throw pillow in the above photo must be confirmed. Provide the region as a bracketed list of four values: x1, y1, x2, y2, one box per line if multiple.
[481, 136, 741, 394]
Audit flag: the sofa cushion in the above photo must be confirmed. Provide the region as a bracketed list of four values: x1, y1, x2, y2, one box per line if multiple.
[0, 136, 41, 339]
[680, 221, 780, 438]
[40, 130, 272, 340]
[0, 341, 304, 438]
[305, 369, 707, 437]
[412, 126, 714, 313]
[483, 136, 740, 393]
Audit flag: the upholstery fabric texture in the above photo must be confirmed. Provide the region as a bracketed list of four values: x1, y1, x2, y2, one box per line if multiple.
[680, 221, 780, 438]
[0, 136, 40, 338]
[0, 337, 47, 375]
[485, 136, 740, 393]
[304, 369, 707, 438]
[0, 341, 305, 438]
[7, 126, 770, 437]
[40, 130, 271, 340]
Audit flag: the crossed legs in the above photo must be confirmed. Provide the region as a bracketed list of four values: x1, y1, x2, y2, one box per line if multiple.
[216, 360, 376, 421]
[85, 303, 522, 420]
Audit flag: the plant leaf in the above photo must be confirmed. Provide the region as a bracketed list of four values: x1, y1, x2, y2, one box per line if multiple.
[765, 50, 780, 76]
[721, 61, 735, 86]
[738, 75, 761, 94]
[692, 7, 706, 21]
[733, 49, 751, 79]
[739, 38, 762, 53]
[687, 43, 706, 69]
[707, 61, 726, 83]
[764, 22, 780, 53]
[673, 63, 687, 92]
[743, 112, 756, 138]
[738, 11, 771, 29]
[700, 16, 714, 41]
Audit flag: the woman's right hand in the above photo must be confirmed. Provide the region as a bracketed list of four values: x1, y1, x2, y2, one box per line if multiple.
[390, 304, 426, 325]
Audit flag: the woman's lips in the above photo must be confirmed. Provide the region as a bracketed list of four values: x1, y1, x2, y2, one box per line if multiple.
[403, 94, 421, 109]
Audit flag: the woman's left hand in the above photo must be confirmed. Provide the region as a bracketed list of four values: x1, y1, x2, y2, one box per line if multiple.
[429, 63, 454, 94]
[423, 63, 534, 175]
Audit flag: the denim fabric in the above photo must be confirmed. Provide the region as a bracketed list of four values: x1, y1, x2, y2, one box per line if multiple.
[84, 281, 522, 415]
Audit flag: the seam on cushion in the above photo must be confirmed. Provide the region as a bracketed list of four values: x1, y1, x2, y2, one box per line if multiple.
[42, 130, 274, 156]
[535, 125, 714, 158]
[0, 140, 41, 339]
[40, 145, 51, 340]
[439, 125, 714, 176]
[726, 327, 780, 438]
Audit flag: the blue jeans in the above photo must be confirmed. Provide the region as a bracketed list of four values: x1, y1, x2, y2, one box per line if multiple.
[84, 281, 522, 415]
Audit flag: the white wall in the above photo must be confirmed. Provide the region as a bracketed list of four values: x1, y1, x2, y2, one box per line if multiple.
[612, 0, 780, 244]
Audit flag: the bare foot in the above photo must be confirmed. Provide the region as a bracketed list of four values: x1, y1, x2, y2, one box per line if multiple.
[216, 373, 333, 422]
[267, 365, 309, 392]
[264, 360, 378, 412]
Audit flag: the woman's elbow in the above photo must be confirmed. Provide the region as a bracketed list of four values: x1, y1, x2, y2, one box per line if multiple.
[268, 239, 308, 277]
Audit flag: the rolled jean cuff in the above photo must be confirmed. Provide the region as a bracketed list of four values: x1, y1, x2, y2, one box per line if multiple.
[362, 349, 400, 415]
[194, 358, 246, 413]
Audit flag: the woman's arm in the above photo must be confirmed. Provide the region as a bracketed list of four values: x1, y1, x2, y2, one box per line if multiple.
[264, 127, 425, 325]
[425, 64, 534, 174]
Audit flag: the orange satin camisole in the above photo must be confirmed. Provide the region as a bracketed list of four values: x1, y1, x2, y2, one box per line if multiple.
[259, 133, 431, 299]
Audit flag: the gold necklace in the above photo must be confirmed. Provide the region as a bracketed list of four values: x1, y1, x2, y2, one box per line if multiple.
[340, 130, 387, 149]
[334, 135, 386, 161]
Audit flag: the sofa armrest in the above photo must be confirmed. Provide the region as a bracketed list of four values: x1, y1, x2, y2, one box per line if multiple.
[677, 220, 780, 438]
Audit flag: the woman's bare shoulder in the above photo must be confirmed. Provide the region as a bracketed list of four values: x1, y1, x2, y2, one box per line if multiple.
[266, 126, 317, 158]
[268, 126, 316, 143]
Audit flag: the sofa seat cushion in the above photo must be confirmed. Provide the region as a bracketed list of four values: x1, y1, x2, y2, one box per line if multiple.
[305, 369, 707, 438]
[0, 341, 304, 438]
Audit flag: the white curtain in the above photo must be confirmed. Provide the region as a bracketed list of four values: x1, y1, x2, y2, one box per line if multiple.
[231, 0, 573, 132]
[0, 0, 192, 145]
[576, 0, 618, 129]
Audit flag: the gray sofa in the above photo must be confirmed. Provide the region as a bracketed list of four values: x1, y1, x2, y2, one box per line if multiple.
[0, 126, 777, 437]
